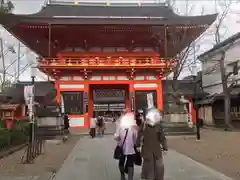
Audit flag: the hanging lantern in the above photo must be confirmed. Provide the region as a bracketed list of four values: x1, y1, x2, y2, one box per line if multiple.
[105, 2, 110, 6]
[74, 1, 79, 5]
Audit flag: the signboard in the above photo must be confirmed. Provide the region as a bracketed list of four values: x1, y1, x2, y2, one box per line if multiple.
[93, 104, 125, 111]
[109, 103, 125, 111]
[93, 89, 125, 103]
[147, 93, 154, 108]
[24, 85, 34, 118]
[93, 104, 108, 111]
[24, 85, 34, 105]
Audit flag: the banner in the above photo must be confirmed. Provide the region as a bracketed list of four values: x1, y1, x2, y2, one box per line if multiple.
[147, 93, 154, 108]
[24, 85, 34, 104]
[24, 85, 34, 118]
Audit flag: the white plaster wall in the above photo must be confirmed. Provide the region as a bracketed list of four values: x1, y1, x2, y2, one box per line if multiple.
[202, 39, 240, 95]
[224, 39, 240, 65]
[202, 57, 221, 88]
[199, 106, 213, 125]
[203, 83, 223, 95]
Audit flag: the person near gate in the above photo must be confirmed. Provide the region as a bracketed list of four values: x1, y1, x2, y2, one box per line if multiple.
[114, 112, 138, 180]
[89, 112, 97, 138]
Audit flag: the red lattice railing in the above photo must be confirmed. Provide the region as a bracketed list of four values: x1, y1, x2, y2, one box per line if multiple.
[39, 57, 176, 68]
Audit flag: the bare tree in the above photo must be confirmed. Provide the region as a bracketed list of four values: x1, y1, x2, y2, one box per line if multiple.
[157, 1, 206, 101]
[0, 0, 14, 13]
[0, 0, 14, 91]
[200, 0, 240, 129]
[212, 0, 235, 129]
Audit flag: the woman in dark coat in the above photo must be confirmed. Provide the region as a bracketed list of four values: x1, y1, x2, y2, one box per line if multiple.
[63, 113, 70, 129]
[136, 108, 168, 180]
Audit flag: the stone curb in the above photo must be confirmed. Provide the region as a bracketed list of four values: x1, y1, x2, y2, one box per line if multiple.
[203, 126, 240, 132]
[0, 143, 27, 160]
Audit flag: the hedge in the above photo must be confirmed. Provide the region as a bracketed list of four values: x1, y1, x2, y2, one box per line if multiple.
[0, 120, 30, 151]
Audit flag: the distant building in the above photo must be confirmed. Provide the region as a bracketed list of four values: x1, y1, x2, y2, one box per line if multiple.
[198, 32, 240, 126]
[199, 32, 240, 95]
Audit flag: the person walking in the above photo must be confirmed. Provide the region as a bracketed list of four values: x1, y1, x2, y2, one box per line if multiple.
[114, 112, 137, 180]
[89, 112, 97, 138]
[136, 109, 144, 127]
[63, 113, 70, 134]
[136, 108, 168, 180]
[96, 115, 104, 137]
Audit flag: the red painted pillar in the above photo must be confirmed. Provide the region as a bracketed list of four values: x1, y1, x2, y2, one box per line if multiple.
[157, 80, 163, 111]
[88, 84, 93, 128]
[129, 83, 135, 113]
[189, 97, 196, 124]
[5, 119, 13, 129]
[125, 85, 130, 112]
[55, 81, 60, 104]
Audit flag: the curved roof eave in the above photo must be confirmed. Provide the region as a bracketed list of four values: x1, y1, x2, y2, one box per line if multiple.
[198, 31, 240, 60]
[0, 13, 218, 26]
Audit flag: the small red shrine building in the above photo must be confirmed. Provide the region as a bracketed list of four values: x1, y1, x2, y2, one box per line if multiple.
[0, 2, 217, 128]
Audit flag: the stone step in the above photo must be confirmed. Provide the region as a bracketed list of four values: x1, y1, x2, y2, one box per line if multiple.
[162, 121, 195, 135]
[165, 131, 196, 136]
[164, 126, 195, 132]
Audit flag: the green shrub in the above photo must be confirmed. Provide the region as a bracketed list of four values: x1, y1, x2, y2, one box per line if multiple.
[0, 120, 30, 151]
[0, 120, 6, 129]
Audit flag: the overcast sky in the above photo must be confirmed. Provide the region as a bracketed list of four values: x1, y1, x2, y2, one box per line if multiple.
[0, 0, 240, 81]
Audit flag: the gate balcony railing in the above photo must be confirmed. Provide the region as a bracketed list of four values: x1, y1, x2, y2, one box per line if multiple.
[38, 57, 177, 68]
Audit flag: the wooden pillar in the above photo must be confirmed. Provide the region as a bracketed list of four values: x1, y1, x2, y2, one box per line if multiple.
[88, 83, 93, 128]
[189, 97, 196, 124]
[129, 83, 135, 113]
[55, 81, 60, 104]
[84, 84, 90, 128]
[164, 26, 168, 57]
[157, 80, 163, 111]
[125, 85, 130, 112]
[48, 24, 51, 57]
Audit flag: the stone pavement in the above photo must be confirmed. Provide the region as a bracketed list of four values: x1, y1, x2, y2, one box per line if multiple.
[0, 172, 54, 180]
[53, 135, 234, 180]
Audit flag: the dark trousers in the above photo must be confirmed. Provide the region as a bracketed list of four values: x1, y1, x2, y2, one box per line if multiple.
[90, 128, 96, 138]
[196, 125, 200, 140]
[119, 154, 135, 174]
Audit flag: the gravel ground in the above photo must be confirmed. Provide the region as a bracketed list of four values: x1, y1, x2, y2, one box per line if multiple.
[0, 135, 80, 177]
[168, 129, 240, 180]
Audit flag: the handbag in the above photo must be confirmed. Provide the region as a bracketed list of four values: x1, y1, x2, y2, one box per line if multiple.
[114, 129, 129, 160]
[134, 147, 142, 166]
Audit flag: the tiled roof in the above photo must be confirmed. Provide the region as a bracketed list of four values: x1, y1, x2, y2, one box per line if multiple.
[0, 4, 217, 25]
[198, 32, 240, 59]
[4, 81, 56, 104]
[0, 104, 19, 110]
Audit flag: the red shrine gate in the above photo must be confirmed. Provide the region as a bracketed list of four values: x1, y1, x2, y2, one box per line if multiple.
[52, 52, 174, 128]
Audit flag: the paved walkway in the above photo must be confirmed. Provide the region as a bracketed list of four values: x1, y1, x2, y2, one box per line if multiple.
[53, 135, 234, 180]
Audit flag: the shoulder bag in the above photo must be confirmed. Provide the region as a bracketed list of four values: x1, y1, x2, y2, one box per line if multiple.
[114, 129, 129, 160]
